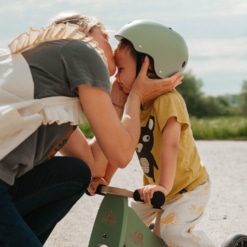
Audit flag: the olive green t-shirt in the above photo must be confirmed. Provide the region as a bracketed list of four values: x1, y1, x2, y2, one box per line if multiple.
[0, 39, 111, 185]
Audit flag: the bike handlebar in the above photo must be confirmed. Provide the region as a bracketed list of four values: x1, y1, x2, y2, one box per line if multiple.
[133, 190, 165, 209]
[95, 185, 165, 209]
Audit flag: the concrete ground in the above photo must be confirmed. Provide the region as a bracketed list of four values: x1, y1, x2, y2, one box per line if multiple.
[44, 141, 247, 247]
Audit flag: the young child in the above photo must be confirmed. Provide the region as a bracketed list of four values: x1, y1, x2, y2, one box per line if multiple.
[89, 20, 216, 247]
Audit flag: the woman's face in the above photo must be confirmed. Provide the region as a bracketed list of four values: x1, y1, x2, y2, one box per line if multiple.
[114, 47, 136, 94]
[87, 26, 116, 76]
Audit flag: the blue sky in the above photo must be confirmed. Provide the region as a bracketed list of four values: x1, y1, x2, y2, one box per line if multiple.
[1, 0, 247, 96]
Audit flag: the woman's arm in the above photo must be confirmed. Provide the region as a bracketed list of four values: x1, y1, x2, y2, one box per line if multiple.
[79, 85, 140, 168]
[86, 162, 119, 196]
[79, 58, 183, 168]
[62, 59, 183, 173]
[59, 128, 107, 176]
[60, 78, 127, 177]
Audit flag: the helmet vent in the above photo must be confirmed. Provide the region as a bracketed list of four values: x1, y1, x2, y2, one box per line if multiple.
[182, 61, 186, 68]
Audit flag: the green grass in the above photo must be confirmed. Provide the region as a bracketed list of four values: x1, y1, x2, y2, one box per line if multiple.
[79, 115, 247, 140]
[79, 118, 94, 138]
[191, 116, 247, 140]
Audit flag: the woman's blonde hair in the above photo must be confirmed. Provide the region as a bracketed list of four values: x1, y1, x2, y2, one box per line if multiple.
[51, 12, 110, 39]
[9, 11, 109, 59]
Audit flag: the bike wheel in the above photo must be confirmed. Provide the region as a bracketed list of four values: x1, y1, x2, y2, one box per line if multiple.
[222, 233, 247, 247]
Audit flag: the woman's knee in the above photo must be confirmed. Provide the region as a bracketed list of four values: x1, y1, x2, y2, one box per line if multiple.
[63, 157, 91, 187]
[48, 156, 91, 189]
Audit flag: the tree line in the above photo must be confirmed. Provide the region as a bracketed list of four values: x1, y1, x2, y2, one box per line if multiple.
[79, 71, 247, 139]
[177, 71, 247, 117]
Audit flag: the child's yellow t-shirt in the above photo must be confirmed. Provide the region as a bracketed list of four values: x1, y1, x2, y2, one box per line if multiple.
[137, 89, 209, 202]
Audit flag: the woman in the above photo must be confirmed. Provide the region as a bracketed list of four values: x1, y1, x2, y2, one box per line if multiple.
[0, 12, 183, 246]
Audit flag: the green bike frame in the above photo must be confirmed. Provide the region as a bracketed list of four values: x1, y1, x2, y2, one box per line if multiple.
[89, 194, 167, 247]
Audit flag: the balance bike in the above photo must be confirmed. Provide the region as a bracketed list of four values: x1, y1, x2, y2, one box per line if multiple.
[88, 185, 167, 247]
[222, 233, 247, 247]
[88, 185, 247, 247]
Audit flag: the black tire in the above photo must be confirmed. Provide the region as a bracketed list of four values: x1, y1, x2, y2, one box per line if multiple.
[222, 233, 247, 247]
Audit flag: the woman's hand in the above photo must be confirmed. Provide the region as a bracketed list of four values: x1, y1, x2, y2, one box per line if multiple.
[131, 56, 184, 103]
[137, 184, 167, 205]
[87, 177, 108, 196]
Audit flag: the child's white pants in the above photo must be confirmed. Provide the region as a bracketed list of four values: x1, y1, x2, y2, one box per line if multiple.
[130, 180, 216, 247]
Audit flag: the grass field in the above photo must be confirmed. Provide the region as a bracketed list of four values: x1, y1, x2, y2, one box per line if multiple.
[79, 116, 247, 140]
[191, 116, 247, 140]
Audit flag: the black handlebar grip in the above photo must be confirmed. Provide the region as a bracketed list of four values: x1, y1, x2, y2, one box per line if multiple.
[95, 184, 105, 195]
[133, 190, 165, 209]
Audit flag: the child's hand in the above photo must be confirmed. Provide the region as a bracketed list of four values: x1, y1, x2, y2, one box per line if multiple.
[137, 184, 167, 205]
[87, 177, 108, 196]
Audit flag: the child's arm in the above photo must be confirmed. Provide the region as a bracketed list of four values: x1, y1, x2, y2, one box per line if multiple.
[138, 116, 181, 204]
[159, 116, 181, 193]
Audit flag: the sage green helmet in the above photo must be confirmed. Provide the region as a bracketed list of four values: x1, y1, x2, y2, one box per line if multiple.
[115, 20, 189, 78]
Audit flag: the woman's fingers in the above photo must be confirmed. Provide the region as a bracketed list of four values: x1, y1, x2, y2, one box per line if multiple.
[131, 56, 184, 103]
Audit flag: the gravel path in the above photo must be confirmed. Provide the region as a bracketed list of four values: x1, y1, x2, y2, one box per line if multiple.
[44, 141, 247, 247]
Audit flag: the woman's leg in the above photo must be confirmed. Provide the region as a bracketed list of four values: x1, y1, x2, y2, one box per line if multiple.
[0, 180, 42, 247]
[8, 156, 91, 245]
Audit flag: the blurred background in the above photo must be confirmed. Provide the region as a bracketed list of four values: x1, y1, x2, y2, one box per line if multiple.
[1, 0, 247, 139]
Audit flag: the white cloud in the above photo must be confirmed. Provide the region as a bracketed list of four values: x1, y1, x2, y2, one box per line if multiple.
[188, 57, 247, 74]
[187, 38, 247, 75]
[188, 38, 247, 57]
[215, 0, 247, 16]
[1, 0, 246, 96]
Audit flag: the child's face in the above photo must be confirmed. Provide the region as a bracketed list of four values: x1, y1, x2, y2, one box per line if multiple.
[114, 47, 136, 94]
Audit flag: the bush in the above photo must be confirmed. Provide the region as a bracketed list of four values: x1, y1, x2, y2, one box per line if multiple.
[79, 117, 94, 138]
[79, 115, 247, 140]
[191, 116, 247, 140]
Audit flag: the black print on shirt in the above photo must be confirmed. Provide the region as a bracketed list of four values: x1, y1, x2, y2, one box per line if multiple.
[136, 116, 158, 182]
